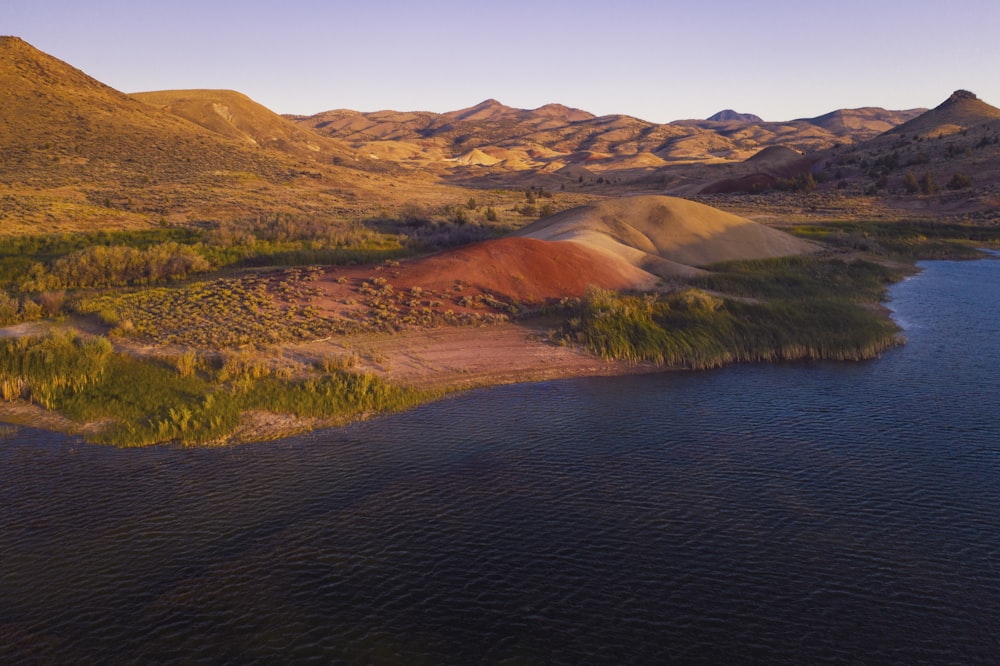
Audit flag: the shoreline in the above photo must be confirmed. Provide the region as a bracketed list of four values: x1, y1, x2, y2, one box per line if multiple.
[0, 320, 668, 446]
[3, 247, 957, 448]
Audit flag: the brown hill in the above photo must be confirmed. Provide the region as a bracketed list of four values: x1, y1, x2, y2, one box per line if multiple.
[516, 195, 818, 278]
[809, 91, 1000, 221]
[0, 36, 290, 189]
[294, 95, 923, 189]
[698, 145, 814, 194]
[131, 89, 356, 163]
[0, 37, 461, 235]
[887, 90, 1000, 139]
[799, 107, 926, 140]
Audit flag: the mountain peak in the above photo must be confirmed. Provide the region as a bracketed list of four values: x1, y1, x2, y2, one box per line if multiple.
[707, 109, 763, 123]
[0, 35, 32, 51]
[942, 89, 978, 105]
[446, 98, 518, 121]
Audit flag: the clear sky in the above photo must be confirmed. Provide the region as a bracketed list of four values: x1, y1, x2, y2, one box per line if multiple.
[4, 0, 998, 122]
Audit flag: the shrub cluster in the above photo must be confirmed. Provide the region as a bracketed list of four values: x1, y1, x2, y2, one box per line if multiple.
[557, 257, 905, 368]
[0, 332, 426, 446]
[19, 242, 211, 290]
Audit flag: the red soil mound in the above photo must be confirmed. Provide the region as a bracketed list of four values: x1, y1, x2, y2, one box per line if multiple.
[307, 237, 656, 326]
[392, 236, 654, 301]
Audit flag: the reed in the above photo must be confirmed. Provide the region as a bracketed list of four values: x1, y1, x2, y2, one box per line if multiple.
[1, 332, 429, 446]
[559, 256, 905, 368]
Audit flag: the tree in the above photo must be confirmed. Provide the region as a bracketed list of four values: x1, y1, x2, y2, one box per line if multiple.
[902, 171, 919, 194]
[919, 171, 939, 195]
[947, 173, 973, 190]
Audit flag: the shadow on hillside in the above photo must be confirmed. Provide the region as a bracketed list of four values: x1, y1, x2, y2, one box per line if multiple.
[363, 215, 515, 252]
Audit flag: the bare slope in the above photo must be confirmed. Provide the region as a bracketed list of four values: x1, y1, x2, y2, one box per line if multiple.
[887, 90, 1000, 138]
[516, 196, 818, 278]
[383, 236, 658, 299]
[131, 89, 356, 163]
[0, 36, 290, 187]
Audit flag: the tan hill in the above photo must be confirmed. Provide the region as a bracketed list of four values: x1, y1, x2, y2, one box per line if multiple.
[131, 89, 356, 163]
[0, 36, 357, 233]
[801, 107, 926, 139]
[450, 148, 502, 166]
[516, 195, 819, 279]
[0, 36, 292, 189]
[294, 96, 924, 190]
[0, 37, 469, 234]
[804, 91, 1000, 221]
[886, 90, 1000, 139]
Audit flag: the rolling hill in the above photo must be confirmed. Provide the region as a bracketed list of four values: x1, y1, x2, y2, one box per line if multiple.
[0, 36, 290, 188]
[804, 90, 1000, 219]
[707, 110, 764, 123]
[0, 36, 466, 234]
[131, 89, 357, 164]
[516, 195, 819, 279]
[291, 97, 926, 190]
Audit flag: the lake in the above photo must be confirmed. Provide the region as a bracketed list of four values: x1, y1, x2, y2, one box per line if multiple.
[2, 256, 999, 664]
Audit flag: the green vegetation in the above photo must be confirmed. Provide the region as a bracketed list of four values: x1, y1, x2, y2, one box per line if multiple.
[0, 331, 427, 446]
[775, 173, 818, 194]
[556, 257, 906, 368]
[789, 221, 1000, 259]
[78, 267, 347, 348]
[0, 292, 44, 326]
[947, 173, 973, 190]
[0, 217, 408, 292]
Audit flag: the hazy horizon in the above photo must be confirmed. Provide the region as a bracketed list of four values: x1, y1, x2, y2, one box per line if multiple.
[4, 0, 998, 123]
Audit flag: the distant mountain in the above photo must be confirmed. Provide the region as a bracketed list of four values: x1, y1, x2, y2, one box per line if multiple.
[799, 107, 927, 140]
[886, 89, 1000, 138]
[293, 96, 925, 177]
[706, 109, 763, 123]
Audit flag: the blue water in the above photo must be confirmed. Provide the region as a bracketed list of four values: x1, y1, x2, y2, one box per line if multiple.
[2, 257, 999, 664]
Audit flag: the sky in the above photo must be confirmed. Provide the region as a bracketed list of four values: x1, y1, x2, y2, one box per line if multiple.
[4, 0, 999, 123]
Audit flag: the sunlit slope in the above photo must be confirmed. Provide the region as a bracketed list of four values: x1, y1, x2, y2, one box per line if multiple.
[517, 196, 819, 278]
[0, 36, 292, 187]
[132, 89, 357, 163]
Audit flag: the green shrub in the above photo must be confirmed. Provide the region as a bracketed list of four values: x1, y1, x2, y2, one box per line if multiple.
[0, 332, 427, 446]
[557, 257, 905, 369]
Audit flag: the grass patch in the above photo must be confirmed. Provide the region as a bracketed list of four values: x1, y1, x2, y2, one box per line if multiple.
[557, 256, 906, 368]
[77, 267, 350, 348]
[0, 331, 428, 446]
[0, 221, 411, 292]
[789, 221, 1000, 260]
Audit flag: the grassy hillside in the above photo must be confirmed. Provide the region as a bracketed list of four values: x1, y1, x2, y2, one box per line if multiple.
[0, 37, 502, 236]
[131, 89, 357, 164]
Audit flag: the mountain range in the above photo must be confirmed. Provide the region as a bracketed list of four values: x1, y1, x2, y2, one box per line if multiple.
[2, 35, 1000, 234]
[288, 97, 925, 177]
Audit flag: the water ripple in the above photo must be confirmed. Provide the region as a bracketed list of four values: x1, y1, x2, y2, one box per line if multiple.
[3, 258, 1000, 663]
